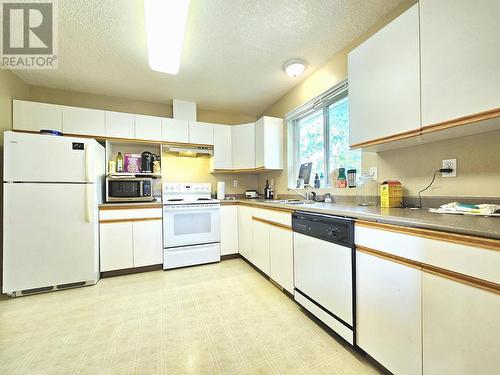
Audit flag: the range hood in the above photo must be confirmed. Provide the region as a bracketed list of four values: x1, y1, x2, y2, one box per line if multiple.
[166, 146, 213, 158]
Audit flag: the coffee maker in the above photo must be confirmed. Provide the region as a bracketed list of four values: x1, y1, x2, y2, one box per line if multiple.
[141, 152, 153, 173]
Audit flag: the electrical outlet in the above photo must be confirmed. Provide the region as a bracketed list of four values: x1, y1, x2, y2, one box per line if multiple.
[442, 159, 457, 177]
[369, 166, 378, 181]
[233, 180, 238, 187]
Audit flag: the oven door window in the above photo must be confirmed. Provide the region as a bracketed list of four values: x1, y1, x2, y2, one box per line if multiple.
[174, 212, 211, 235]
[109, 181, 141, 197]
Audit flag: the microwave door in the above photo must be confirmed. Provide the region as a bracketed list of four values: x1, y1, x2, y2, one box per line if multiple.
[163, 207, 220, 248]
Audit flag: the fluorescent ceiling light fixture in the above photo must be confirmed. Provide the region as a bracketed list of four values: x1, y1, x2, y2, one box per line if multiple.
[144, 0, 190, 74]
[283, 59, 306, 78]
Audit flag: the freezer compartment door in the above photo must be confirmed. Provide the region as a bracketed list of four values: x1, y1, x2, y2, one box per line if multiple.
[2, 183, 100, 294]
[3, 131, 104, 183]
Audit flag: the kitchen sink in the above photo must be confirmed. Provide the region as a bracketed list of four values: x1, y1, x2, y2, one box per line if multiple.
[264, 199, 316, 205]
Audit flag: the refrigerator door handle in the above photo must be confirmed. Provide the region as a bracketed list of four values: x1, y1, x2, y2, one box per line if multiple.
[85, 184, 93, 223]
[85, 142, 95, 183]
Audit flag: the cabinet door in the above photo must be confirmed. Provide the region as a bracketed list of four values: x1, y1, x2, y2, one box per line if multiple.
[13, 100, 62, 132]
[269, 226, 293, 293]
[132, 219, 163, 267]
[213, 124, 232, 169]
[100, 222, 134, 271]
[135, 114, 162, 141]
[105, 111, 135, 139]
[420, 0, 500, 126]
[251, 219, 270, 275]
[62, 106, 105, 136]
[348, 4, 420, 146]
[356, 250, 422, 375]
[189, 121, 214, 145]
[238, 206, 253, 261]
[255, 116, 283, 169]
[162, 118, 189, 143]
[232, 123, 255, 169]
[220, 206, 238, 255]
[423, 273, 500, 374]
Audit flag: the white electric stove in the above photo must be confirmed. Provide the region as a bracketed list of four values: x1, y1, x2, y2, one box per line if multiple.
[162, 183, 220, 269]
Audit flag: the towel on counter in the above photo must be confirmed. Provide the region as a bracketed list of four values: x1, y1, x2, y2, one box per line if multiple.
[438, 202, 500, 215]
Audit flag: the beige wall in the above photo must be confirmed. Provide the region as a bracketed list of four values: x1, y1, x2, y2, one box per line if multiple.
[161, 154, 257, 194]
[260, 0, 500, 199]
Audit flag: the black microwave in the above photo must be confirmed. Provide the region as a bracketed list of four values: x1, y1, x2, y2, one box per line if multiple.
[105, 178, 154, 202]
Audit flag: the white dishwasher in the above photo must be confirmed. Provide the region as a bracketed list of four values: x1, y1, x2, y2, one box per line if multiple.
[293, 212, 355, 345]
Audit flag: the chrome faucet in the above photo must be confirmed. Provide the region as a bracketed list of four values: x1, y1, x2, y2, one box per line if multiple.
[289, 185, 313, 201]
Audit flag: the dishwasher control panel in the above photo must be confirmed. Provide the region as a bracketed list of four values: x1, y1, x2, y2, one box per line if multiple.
[292, 212, 354, 247]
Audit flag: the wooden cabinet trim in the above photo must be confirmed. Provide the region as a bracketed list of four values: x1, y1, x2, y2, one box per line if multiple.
[421, 107, 500, 134]
[252, 216, 292, 231]
[350, 128, 421, 149]
[350, 108, 500, 149]
[220, 201, 238, 206]
[357, 245, 500, 295]
[355, 220, 500, 252]
[100, 204, 162, 210]
[100, 217, 162, 224]
[237, 202, 294, 213]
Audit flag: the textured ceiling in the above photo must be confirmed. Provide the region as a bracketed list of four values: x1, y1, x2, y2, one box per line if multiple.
[13, 0, 405, 115]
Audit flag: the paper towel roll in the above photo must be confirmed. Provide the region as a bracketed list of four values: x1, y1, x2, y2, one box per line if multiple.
[217, 181, 225, 200]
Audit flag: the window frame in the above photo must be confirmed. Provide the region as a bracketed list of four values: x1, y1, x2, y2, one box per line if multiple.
[286, 80, 358, 189]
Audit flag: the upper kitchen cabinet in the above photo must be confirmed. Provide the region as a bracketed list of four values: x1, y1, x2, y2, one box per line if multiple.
[212, 124, 232, 169]
[420, 0, 500, 128]
[105, 111, 135, 139]
[62, 106, 106, 136]
[232, 122, 255, 170]
[13, 100, 62, 132]
[135, 114, 162, 141]
[348, 4, 420, 148]
[162, 118, 189, 143]
[189, 121, 214, 145]
[255, 116, 283, 170]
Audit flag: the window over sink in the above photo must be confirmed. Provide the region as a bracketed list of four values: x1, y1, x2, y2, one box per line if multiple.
[288, 81, 361, 188]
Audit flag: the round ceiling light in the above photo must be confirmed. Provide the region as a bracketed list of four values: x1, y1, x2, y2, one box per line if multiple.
[283, 59, 306, 78]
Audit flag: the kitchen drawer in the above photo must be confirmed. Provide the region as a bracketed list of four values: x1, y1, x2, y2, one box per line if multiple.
[355, 223, 500, 284]
[252, 207, 291, 226]
[99, 207, 162, 221]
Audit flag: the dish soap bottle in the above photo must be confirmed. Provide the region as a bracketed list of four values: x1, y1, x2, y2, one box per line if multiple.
[314, 173, 320, 188]
[336, 167, 347, 188]
[116, 152, 124, 173]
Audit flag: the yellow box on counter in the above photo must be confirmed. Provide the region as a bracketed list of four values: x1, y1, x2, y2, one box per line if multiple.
[380, 180, 402, 208]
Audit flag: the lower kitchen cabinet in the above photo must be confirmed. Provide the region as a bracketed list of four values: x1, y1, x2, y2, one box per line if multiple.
[238, 205, 253, 261]
[100, 222, 134, 271]
[356, 250, 422, 375]
[99, 207, 163, 272]
[249, 208, 293, 292]
[251, 219, 270, 275]
[422, 273, 500, 374]
[132, 220, 163, 267]
[269, 226, 293, 294]
[220, 205, 238, 255]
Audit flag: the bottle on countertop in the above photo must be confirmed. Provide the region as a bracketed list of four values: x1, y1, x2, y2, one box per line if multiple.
[264, 179, 271, 200]
[116, 152, 124, 173]
[314, 173, 320, 189]
[336, 167, 347, 188]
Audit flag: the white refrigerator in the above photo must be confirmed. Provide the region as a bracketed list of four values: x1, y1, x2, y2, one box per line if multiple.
[3, 131, 105, 296]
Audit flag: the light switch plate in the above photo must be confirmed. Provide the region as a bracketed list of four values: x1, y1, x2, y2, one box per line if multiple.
[369, 166, 378, 181]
